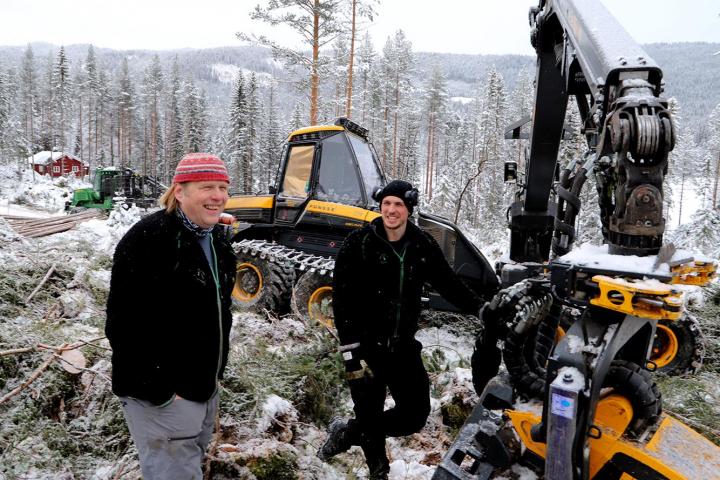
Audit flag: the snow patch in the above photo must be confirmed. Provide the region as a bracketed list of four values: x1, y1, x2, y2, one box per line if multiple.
[450, 96, 474, 105]
[257, 394, 298, 442]
[211, 63, 273, 86]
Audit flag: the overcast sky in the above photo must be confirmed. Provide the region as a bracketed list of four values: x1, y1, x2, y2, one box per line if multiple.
[1, 0, 719, 55]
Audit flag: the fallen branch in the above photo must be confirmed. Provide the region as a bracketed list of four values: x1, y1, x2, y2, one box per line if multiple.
[0, 336, 107, 360]
[0, 351, 59, 405]
[0, 346, 35, 357]
[25, 262, 57, 304]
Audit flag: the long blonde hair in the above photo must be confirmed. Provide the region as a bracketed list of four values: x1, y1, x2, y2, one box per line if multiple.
[159, 184, 179, 213]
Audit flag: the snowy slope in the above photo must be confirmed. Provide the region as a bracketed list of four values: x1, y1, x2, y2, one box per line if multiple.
[0, 168, 718, 479]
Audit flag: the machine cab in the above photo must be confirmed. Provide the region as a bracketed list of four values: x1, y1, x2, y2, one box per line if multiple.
[274, 117, 385, 225]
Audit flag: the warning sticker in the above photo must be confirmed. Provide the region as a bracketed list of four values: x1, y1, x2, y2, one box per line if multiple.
[551, 393, 575, 419]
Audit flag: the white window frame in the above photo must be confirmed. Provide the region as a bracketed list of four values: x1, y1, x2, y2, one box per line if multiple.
[53, 166, 61, 173]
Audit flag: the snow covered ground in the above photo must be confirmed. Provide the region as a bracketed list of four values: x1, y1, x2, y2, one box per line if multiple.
[0, 166, 718, 479]
[0, 166, 492, 479]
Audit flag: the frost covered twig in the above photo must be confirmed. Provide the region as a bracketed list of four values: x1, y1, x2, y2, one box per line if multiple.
[0, 337, 109, 404]
[24, 262, 57, 303]
[0, 349, 59, 405]
[0, 346, 35, 357]
[0, 336, 106, 357]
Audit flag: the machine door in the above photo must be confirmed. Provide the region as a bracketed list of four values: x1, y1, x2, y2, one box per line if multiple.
[315, 132, 364, 207]
[276, 143, 315, 225]
[346, 132, 384, 207]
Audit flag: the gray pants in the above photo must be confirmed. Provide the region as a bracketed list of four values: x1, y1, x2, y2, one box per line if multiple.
[119, 393, 219, 480]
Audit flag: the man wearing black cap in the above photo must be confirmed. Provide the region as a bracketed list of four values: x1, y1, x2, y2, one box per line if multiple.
[318, 180, 482, 479]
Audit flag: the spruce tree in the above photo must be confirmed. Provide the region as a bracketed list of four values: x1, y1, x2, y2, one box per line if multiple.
[261, 80, 282, 190]
[117, 58, 135, 167]
[183, 81, 205, 154]
[143, 55, 164, 177]
[423, 65, 448, 200]
[84, 45, 100, 166]
[20, 45, 38, 155]
[165, 57, 184, 182]
[51, 46, 72, 152]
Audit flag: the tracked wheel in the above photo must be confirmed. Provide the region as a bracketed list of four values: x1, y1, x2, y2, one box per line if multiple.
[291, 270, 334, 328]
[650, 313, 703, 376]
[232, 252, 295, 314]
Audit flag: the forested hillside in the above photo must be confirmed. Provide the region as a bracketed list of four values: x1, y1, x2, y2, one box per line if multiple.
[0, 40, 718, 249]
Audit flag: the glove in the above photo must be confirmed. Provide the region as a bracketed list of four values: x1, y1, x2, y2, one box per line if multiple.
[339, 342, 373, 381]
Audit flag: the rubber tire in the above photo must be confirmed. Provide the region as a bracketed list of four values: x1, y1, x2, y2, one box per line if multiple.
[651, 313, 703, 376]
[603, 360, 662, 438]
[232, 252, 295, 314]
[291, 270, 334, 328]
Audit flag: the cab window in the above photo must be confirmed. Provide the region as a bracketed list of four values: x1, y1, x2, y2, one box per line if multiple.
[280, 145, 314, 198]
[347, 133, 383, 204]
[316, 133, 363, 205]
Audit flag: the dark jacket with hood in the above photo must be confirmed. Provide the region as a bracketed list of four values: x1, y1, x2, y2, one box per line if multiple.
[332, 216, 481, 352]
[106, 209, 236, 405]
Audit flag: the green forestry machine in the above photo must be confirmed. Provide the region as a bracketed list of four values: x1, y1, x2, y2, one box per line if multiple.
[433, 1, 719, 479]
[65, 166, 165, 212]
[224, 117, 499, 326]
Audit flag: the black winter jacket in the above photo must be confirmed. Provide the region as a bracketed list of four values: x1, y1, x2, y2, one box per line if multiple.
[332, 217, 481, 351]
[106, 210, 236, 405]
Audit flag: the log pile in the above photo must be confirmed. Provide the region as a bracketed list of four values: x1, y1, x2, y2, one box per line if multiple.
[1, 209, 102, 238]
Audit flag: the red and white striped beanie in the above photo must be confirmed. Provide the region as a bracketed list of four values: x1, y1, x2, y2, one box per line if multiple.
[172, 153, 230, 184]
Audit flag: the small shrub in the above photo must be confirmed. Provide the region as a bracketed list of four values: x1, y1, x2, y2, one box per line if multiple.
[245, 451, 298, 480]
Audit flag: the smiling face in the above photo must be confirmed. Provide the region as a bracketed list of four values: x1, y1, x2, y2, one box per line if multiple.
[381, 195, 409, 234]
[174, 180, 229, 228]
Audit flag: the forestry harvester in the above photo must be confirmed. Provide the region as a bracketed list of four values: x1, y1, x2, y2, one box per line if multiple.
[65, 166, 165, 212]
[434, 1, 719, 479]
[224, 117, 499, 326]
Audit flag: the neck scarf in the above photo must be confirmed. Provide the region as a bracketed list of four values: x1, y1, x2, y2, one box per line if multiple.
[176, 208, 214, 238]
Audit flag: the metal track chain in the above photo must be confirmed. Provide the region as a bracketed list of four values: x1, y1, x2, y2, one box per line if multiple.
[232, 239, 336, 276]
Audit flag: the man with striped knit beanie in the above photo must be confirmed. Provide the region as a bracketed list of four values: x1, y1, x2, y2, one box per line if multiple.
[106, 153, 237, 479]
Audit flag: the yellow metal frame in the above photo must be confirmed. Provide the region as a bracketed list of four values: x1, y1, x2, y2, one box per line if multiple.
[671, 260, 717, 286]
[305, 200, 381, 223]
[233, 262, 263, 302]
[287, 125, 344, 140]
[506, 394, 720, 478]
[308, 286, 334, 328]
[225, 194, 274, 210]
[589, 275, 683, 320]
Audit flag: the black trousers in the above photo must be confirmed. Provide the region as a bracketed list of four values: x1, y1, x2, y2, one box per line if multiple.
[347, 340, 431, 477]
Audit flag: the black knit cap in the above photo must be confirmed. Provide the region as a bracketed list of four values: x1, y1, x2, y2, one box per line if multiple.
[372, 180, 419, 214]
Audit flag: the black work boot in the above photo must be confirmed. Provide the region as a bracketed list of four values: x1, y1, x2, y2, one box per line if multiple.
[317, 417, 353, 461]
[366, 455, 390, 479]
[362, 438, 390, 480]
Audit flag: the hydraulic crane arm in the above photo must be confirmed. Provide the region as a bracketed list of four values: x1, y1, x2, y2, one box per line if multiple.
[510, 0, 675, 262]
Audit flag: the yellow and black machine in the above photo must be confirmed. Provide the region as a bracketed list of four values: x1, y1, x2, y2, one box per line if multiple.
[434, 0, 719, 479]
[224, 117, 499, 326]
